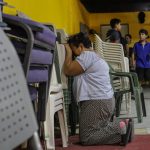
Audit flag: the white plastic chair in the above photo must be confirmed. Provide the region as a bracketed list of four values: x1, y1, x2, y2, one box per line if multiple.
[44, 58, 68, 150]
[57, 29, 75, 134]
[45, 86, 68, 149]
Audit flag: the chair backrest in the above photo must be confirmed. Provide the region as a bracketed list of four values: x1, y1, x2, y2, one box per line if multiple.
[0, 29, 38, 150]
[102, 36, 130, 91]
[57, 43, 68, 89]
[90, 34, 104, 59]
[93, 34, 129, 72]
[92, 34, 130, 90]
[102, 41, 127, 72]
[3, 14, 56, 47]
[56, 29, 69, 89]
[43, 24, 62, 86]
[44, 23, 57, 36]
[3, 18, 34, 77]
[57, 29, 68, 44]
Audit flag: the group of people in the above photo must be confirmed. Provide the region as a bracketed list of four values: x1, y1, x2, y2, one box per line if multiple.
[106, 18, 150, 85]
[62, 17, 150, 147]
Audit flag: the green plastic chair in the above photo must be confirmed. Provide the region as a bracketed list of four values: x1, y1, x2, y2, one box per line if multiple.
[90, 34, 146, 123]
[109, 65, 146, 123]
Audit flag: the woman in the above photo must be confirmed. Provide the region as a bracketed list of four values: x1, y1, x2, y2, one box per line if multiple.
[64, 32, 131, 146]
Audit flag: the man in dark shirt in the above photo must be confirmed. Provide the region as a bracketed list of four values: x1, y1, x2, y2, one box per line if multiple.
[106, 18, 128, 57]
[106, 18, 121, 43]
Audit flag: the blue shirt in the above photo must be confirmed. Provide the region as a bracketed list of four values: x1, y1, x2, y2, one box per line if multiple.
[133, 41, 150, 68]
[73, 51, 114, 102]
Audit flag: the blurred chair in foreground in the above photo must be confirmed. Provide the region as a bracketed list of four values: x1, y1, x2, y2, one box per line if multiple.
[0, 28, 42, 149]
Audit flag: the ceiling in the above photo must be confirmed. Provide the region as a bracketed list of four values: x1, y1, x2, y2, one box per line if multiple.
[80, 0, 150, 13]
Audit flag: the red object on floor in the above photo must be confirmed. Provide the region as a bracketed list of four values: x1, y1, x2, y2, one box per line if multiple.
[56, 135, 150, 150]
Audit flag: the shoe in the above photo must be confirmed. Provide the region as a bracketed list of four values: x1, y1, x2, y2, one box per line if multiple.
[120, 120, 132, 146]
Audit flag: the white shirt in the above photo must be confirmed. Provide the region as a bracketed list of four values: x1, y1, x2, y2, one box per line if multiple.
[73, 51, 113, 102]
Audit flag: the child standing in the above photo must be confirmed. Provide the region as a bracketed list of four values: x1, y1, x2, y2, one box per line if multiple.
[132, 29, 150, 85]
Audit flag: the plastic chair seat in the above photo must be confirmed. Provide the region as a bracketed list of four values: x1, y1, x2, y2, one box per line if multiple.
[50, 84, 63, 93]
[30, 49, 53, 65]
[27, 69, 48, 83]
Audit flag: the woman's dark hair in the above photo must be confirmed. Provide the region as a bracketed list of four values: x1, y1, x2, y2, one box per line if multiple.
[110, 18, 121, 28]
[67, 32, 92, 48]
[139, 29, 148, 35]
[125, 34, 132, 39]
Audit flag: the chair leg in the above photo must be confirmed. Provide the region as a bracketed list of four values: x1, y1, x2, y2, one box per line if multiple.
[38, 82, 48, 122]
[114, 92, 123, 117]
[27, 132, 43, 150]
[40, 123, 47, 150]
[69, 102, 78, 135]
[58, 109, 68, 147]
[134, 89, 143, 123]
[38, 82, 48, 141]
[44, 97, 50, 142]
[126, 92, 132, 114]
[141, 92, 146, 117]
[45, 101, 55, 150]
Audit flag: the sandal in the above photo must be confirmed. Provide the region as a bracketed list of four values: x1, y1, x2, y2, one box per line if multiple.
[120, 119, 132, 146]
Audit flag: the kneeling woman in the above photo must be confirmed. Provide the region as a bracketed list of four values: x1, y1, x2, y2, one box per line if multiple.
[64, 32, 131, 145]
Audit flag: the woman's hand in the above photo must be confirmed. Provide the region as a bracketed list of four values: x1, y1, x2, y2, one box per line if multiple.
[64, 44, 72, 52]
[63, 44, 84, 76]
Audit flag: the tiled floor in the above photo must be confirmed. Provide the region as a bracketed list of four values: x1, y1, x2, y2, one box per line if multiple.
[56, 135, 150, 150]
[55, 86, 150, 150]
[122, 86, 150, 135]
[73, 86, 150, 135]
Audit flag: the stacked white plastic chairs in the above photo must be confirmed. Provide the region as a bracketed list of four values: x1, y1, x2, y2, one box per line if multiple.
[44, 25, 68, 150]
[91, 34, 131, 115]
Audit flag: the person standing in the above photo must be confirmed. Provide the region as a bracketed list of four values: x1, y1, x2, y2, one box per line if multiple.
[132, 29, 150, 85]
[106, 18, 128, 57]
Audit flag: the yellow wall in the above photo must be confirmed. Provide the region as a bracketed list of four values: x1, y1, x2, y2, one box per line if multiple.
[4, 0, 90, 34]
[89, 12, 150, 43]
[5, 0, 150, 43]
